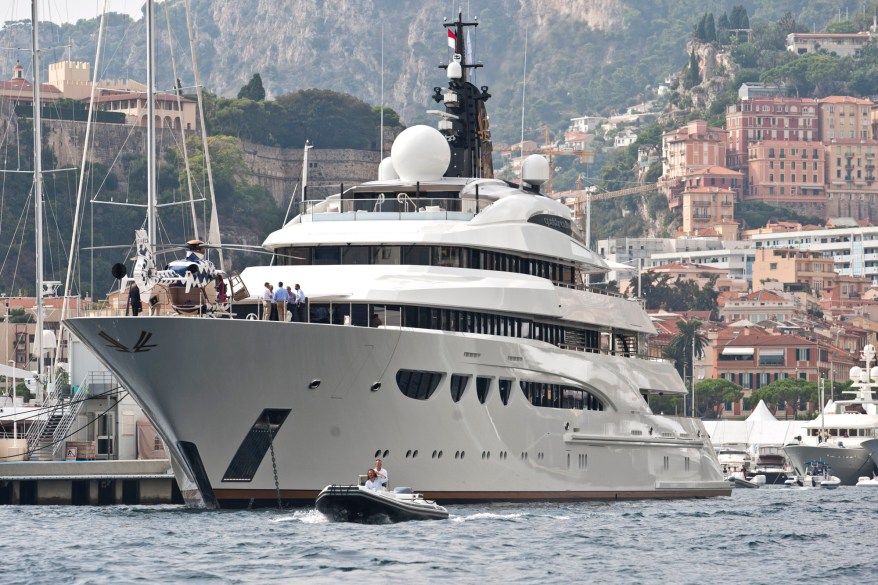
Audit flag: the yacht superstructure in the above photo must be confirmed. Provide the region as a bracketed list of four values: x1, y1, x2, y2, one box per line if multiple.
[65, 15, 729, 508]
[784, 345, 878, 485]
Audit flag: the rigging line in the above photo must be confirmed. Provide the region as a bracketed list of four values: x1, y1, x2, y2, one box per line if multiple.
[0, 190, 33, 294]
[162, 0, 199, 241]
[0, 384, 128, 424]
[184, 0, 223, 269]
[0, 391, 130, 461]
[64, 0, 108, 325]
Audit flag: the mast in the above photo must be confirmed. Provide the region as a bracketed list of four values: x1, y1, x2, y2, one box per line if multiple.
[146, 0, 157, 250]
[435, 12, 492, 178]
[31, 0, 44, 391]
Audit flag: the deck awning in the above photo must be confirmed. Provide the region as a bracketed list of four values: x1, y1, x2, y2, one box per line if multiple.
[722, 347, 754, 356]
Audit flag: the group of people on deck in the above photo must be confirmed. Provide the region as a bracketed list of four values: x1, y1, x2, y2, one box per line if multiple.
[261, 281, 305, 321]
[364, 459, 388, 492]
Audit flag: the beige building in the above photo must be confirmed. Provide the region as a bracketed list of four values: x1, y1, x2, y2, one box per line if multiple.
[819, 96, 873, 142]
[719, 290, 798, 324]
[746, 141, 825, 203]
[751, 248, 836, 293]
[787, 32, 871, 58]
[681, 186, 735, 236]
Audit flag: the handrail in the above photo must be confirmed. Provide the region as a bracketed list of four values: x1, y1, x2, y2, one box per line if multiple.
[396, 192, 417, 212]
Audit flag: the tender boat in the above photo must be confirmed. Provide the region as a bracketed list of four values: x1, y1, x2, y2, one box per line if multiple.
[784, 345, 878, 485]
[64, 13, 729, 509]
[316, 483, 448, 523]
[855, 475, 878, 487]
[789, 460, 841, 488]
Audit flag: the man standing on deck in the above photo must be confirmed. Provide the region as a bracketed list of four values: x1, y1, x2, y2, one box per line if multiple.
[261, 282, 272, 320]
[274, 281, 289, 322]
[293, 283, 306, 322]
[127, 282, 142, 317]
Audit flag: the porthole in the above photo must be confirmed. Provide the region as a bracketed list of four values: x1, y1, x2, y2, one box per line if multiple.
[382, 449, 389, 458]
[412, 450, 418, 458]
[438, 450, 443, 459]
[405, 450, 412, 458]
[432, 450, 438, 459]
[455, 451, 460, 459]
[461, 451, 465, 459]
[374, 449, 382, 458]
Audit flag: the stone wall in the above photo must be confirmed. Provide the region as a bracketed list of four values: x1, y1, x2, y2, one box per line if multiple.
[1, 109, 396, 203]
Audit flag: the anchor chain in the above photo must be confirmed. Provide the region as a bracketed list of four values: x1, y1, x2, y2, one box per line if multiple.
[267, 417, 282, 510]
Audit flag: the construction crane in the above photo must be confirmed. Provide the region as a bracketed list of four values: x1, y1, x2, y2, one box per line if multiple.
[540, 127, 594, 194]
[553, 181, 662, 246]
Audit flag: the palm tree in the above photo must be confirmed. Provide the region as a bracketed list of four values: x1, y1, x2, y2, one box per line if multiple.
[666, 319, 707, 381]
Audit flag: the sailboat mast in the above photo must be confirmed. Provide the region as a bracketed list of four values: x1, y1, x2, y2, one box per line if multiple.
[32, 0, 44, 387]
[146, 0, 157, 249]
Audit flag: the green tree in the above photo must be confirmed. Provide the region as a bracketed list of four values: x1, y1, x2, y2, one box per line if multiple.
[685, 50, 701, 89]
[694, 378, 743, 419]
[824, 21, 857, 34]
[237, 73, 266, 101]
[751, 377, 817, 419]
[7, 308, 34, 323]
[666, 320, 707, 381]
[705, 13, 716, 43]
[729, 5, 749, 29]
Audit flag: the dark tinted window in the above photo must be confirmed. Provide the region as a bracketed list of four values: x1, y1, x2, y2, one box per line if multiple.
[499, 379, 512, 405]
[476, 377, 491, 404]
[450, 374, 470, 402]
[396, 370, 443, 400]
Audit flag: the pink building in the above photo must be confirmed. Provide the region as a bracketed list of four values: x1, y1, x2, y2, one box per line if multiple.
[819, 96, 872, 142]
[661, 120, 728, 190]
[746, 141, 825, 204]
[725, 97, 818, 171]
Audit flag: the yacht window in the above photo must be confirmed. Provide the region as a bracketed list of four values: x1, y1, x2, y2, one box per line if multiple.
[499, 379, 512, 405]
[476, 377, 492, 404]
[372, 246, 401, 265]
[341, 246, 370, 265]
[314, 246, 341, 265]
[396, 370, 444, 400]
[332, 303, 351, 325]
[384, 305, 402, 326]
[433, 246, 461, 267]
[350, 304, 369, 327]
[310, 303, 330, 323]
[520, 381, 605, 411]
[450, 374, 470, 402]
[403, 246, 430, 266]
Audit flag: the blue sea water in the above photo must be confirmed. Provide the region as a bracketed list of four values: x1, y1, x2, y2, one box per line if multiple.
[3, 487, 877, 584]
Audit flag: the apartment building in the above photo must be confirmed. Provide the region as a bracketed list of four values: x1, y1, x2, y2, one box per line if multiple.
[661, 120, 728, 187]
[746, 141, 825, 203]
[751, 248, 837, 293]
[681, 187, 735, 236]
[725, 97, 818, 171]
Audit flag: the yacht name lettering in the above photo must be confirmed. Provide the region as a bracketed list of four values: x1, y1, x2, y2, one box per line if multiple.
[528, 214, 571, 235]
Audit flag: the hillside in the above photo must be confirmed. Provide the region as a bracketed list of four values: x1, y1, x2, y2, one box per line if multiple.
[0, 0, 863, 144]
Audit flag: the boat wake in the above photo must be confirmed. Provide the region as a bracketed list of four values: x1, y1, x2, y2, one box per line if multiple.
[272, 509, 329, 524]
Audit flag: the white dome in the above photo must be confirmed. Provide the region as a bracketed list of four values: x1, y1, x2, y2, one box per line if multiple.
[378, 157, 399, 181]
[391, 125, 450, 182]
[850, 366, 862, 382]
[522, 154, 550, 186]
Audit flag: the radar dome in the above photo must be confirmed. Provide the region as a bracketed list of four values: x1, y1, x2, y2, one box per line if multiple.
[391, 125, 450, 182]
[378, 157, 399, 181]
[871, 366, 878, 380]
[850, 366, 862, 381]
[521, 154, 550, 186]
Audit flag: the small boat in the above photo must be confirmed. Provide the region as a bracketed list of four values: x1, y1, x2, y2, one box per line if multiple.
[819, 476, 841, 489]
[788, 460, 841, 488]
[855, 476, 878, 487]
[315, 484, 449, 523]
[725, 471, 760, 489]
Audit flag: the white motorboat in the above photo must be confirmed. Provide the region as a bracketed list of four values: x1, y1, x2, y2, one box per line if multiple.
[65, 14, 729, 508]
[784, 345, 878, 485]
[315, 483, 448, 523]
[855, 475, 878, 487]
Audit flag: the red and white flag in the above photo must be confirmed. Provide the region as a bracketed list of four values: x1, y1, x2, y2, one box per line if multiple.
[447, 29, 457, 50]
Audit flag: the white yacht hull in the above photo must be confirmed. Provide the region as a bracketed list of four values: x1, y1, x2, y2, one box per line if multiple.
[784, 444, 876, 486]
[65, 316, 729, 507]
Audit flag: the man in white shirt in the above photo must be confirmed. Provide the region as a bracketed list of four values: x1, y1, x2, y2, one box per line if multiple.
[364, 469, 382, 492]
[374, 458, 388, 488]
[293, 283, 306, 322]
[261, 282, 273, 320]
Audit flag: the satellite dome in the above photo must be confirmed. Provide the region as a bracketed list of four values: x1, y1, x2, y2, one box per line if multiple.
[521, 154, 550, 186]
[391, 125, 450, 182]
[851, 366, 862, 382]
[378, 157, 399, 181]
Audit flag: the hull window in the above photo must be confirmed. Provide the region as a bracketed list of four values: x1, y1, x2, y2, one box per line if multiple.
[396, 369, 444, 400]
[498, 378, 512, 405]
[520, 381, 606, 411]
[476, 377, 492, 404]
[450, 374, 470, 402]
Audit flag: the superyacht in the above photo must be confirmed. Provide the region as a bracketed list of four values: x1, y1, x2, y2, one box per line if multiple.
[66, 15, 729, 508]
[784, 344, 878, 485]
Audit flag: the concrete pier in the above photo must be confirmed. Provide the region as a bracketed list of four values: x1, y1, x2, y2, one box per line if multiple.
[0, 460, 182, 505]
